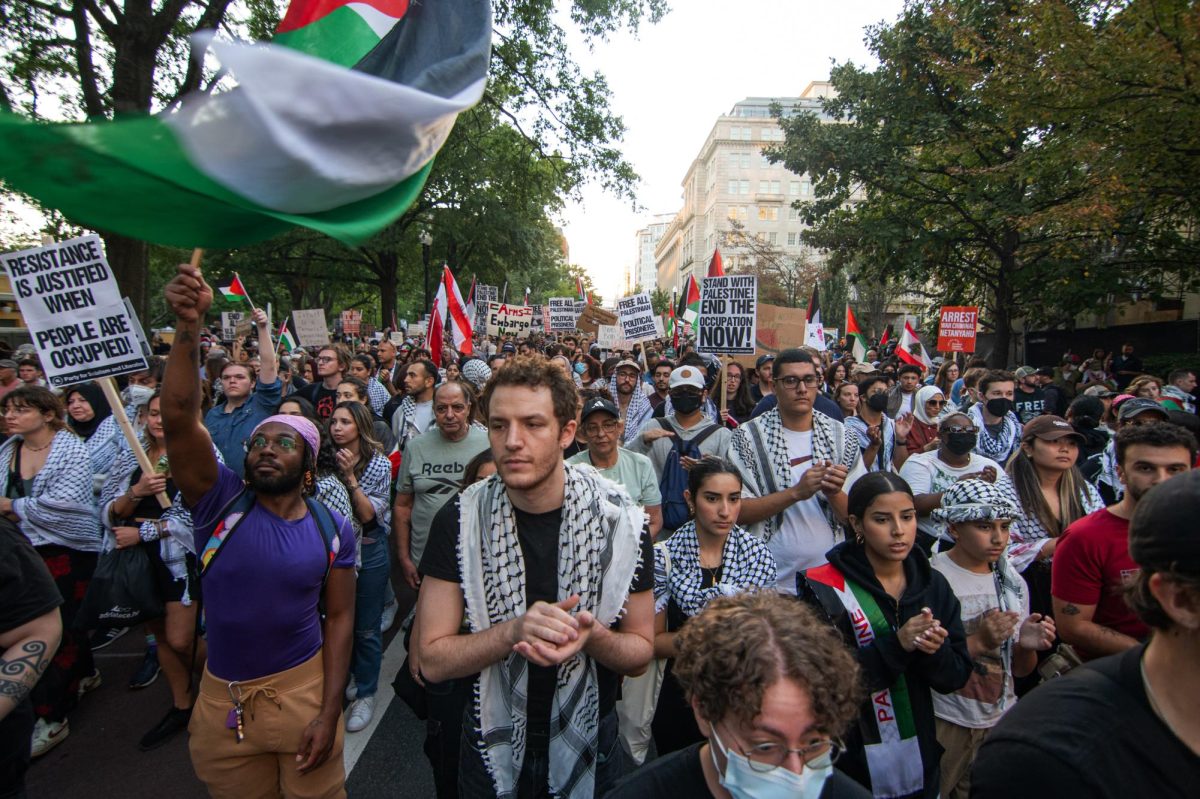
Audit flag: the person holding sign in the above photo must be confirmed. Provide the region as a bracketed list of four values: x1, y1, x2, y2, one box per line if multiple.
[728, 349, 861, 595]
[203, 308, 281, 478]
[161, 261, 357, 798]
[0, 386, 101, 757]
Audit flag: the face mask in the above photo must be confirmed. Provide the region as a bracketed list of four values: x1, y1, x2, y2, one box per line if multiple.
[985, 398, 1014, 418]
[944, 431, 977, 456]
[574, 363, 586, 375]
[866, 393, 889, 413]
[671, 393, 703, 414]
[122, 384, 155, 409]
[710, 727, 832, 799]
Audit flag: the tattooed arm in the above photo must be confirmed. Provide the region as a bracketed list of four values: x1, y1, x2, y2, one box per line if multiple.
[0, 608, 61, 721]
[1052, 598, 1139, 657]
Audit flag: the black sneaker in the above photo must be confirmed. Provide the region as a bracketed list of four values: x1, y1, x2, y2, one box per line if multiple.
[128, 647, 160, 690]
[89, 627, 129, 651]
[138, 706, 192, 751]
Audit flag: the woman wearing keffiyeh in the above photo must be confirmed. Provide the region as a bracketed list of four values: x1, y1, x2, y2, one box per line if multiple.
[650, 458, 777, 756]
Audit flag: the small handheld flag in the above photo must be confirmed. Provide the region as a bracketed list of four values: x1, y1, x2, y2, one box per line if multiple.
[218, 275, 249, 304]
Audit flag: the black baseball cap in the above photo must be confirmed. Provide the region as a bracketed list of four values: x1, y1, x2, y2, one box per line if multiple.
[1130, 471, 1200, 575]
[756, 354, 775, 370]
[581, 396, 619, 422]
[1118, 398, 1169, 423]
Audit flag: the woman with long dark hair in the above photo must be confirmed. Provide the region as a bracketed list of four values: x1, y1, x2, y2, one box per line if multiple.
[800, 472, 971, 798]
[651, 458, 776, 756]
[716, 361, 756, 426]
[825, 360, 848, 397]
[328, 400, 393, 733]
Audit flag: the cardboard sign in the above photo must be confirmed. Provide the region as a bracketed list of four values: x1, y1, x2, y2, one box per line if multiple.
[548, 298, 578, 332]
[755, 303, 807, 356]
[575, 304, 618, 337]
[389, 332, 405, 345]
[937, 306, 978, 353]
[697, 275, 757, 355]
[220, 311, 245, 342]
[1, 235, 149, 387]
[291, 309, 330, 348]
[616, 292, 658, 343]
[486, 302, 534, 337]
[340, 309, 362, 336]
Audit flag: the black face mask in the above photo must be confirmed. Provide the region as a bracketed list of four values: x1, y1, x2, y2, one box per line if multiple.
[866, 393, 890, 413]
[986, 398, 1014, 418]
[944, 432, 977, 456]
[671, 393, 703, 414]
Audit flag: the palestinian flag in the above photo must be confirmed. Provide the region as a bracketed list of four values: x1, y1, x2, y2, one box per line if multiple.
[218, 275, 249, 303]
[278, 320, 299, 352]
[804, 285, 826, 351]
[880, 324, 893, 348]
[846, 305, 868, 361]
[678, 275, 701, 325]
[0, 1, 490, 248]
[707, 248, 725, 278]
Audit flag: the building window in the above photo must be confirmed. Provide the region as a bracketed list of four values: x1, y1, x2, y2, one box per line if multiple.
[787, 232, 798, 246]
[789, 181, 800, 195]
[740, 179, 750, 194]
[757, 206, 779, 221]
[728, 180, 739, 195]
[741, 152, 751, 167]
[788, 206, 802, 220]
[770, 180, 781, 194]
[768, 232, 778, 245]
[801, 181, 812, 196]
[728, 152, 740, 169]
[760, 153, 773, 168]
[758, 180, 769, 194]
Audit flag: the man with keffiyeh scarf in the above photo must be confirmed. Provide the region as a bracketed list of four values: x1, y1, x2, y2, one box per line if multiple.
[416, 355, 655, 799]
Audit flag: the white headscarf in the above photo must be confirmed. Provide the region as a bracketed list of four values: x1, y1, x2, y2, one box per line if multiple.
[913, 385, 947, 425]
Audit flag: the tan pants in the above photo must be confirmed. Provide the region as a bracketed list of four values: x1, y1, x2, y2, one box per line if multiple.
[189, 651, 346, 799]
[935, 716, 990, 799]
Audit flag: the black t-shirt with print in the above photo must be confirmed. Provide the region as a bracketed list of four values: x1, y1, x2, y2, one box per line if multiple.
[1013, 386, 1047, 424]
[421, 494, 654, 740]
[297, 381, 339, 421]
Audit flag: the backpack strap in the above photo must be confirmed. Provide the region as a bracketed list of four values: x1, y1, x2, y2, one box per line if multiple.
[303, 496, 341, 587]
[691, 422, 721, 449]
[198, 488, 257, 578]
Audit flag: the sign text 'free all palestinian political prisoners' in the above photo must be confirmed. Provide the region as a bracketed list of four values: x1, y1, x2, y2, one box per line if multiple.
[697, 275, 757, 355]
[486, 302, 534, 337]
[616, 292, 658, 343]
[2, 235, 148, 386]
[548, 298, 577, 332]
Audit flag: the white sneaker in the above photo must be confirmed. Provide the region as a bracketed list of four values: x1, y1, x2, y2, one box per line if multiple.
[345, 696, 375, 733]
[345, 679, 357, 702]
[380, 600, 398, 634]
[78, 668, 102, 697]
[31, 718, 70, 757]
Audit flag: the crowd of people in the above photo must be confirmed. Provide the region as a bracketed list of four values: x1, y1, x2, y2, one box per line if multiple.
[2, 262, 1198, 799]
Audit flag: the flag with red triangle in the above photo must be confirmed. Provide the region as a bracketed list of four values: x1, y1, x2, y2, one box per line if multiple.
[880, 324, 892, 348]
[707, 248, 725, 278]
[897, 320, 934, 371]
[218, 275, 249, 303]
[678, 275, 701, 324]
[845, 305, 868, 361]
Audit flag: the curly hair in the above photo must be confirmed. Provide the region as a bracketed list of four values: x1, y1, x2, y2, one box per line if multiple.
[480, 354, 579, 431]
[672, 592, 862, 736]
[1, 385, 67, 433]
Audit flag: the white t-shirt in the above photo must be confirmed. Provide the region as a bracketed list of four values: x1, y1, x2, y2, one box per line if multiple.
[898, 450, 1003, 542]
[770, 428, 841, 595]
[931, 553, 1028, 728]
[412, 400, 434, 434]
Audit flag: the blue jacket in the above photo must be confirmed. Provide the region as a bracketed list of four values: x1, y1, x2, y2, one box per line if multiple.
[203, 378, 283, 477]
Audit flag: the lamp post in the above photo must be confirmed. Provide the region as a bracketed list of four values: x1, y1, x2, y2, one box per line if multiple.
[419, 229, 433, 315]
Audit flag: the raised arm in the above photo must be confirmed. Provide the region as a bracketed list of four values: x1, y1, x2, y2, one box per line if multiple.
[254, 307, 278, 385]
[161, 260, 219, 506]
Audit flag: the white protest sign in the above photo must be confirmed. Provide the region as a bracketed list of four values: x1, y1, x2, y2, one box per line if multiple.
[220, 311, 244, 341]
[530, 304, 545, 333]
[410, 321, 427, 336]
[1, 235, 149, 387]
[616, 292, 658, 343]
[596, 325, 619, 349]
[548, 297, 577, 332]
[697, 275, 757, 354]
[291, 309, 330, 348]
[654, 315, 665, 339]
[486, 302, 534, 337]
[390, 332, 405, 345]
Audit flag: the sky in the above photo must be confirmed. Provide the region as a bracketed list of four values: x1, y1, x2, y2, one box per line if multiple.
[558, 0, 906, 301]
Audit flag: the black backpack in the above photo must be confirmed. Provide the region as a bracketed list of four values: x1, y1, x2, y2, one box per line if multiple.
[657, 418, 721, 533]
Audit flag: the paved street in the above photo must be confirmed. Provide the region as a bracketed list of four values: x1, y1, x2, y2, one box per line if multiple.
[25, 578, 434, 798]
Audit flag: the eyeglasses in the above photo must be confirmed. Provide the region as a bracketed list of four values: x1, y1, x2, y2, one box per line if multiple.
[776, 375, 821, 391]
[927, 400, 947, 408]
[583, 419, 620, 436]
[730, 730, 845, 773]
[246, 435, 300, 452]
[316, 356, 336, 363]
[942, 426, 978, 435]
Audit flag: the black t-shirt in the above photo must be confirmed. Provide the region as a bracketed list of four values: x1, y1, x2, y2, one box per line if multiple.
[972, 644, 1200, 799]
[420, 493, 655, 739]
[607, 741, 872, 799]
[0, 519, 63, 634]
[297, 381, 340, 421]
[1013, 385, 1047, 424]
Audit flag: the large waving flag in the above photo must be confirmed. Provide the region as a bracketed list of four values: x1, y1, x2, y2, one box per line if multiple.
[678, 275, 701, 325]
[707, 248, 725, 278]
[439, 265, 473, 355]
[898, 320, 934, 371]
[0, 1, 491, 248]
[845, 305, 868, 362]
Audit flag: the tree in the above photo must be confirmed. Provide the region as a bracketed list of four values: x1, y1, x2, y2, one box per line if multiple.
[722, 220, 823, 308]
[649, 287, 671, 315]
[772, 0, 1199, 366]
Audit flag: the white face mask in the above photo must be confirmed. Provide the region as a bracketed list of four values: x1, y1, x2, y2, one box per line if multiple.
[710, 726, 833, 799]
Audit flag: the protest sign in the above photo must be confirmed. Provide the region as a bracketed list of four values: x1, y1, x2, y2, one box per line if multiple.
[697, 275, 757, 355]
[937, 306, 978, 353]
[486, 302, 534, 337]
[341, 309, 362, 336]
[575, 304, 618, 337]
[410, 321, 427, 336]
[548, 298, 577, 332]
[220, 311, 244, 341]
[291, 309, 330, 347]
[235, 315, 253, 341]
[653, 315, 665, 339]
[2, 235, 148, 387]
[596, 325, 619, 349]
[390, 332, 405, 345]
[574, 299, 586, 316]
[530, 304, 545, 333]
[616, 292, 658, 343]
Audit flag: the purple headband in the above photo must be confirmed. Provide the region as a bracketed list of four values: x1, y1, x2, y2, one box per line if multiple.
[251, 414, 320, 457]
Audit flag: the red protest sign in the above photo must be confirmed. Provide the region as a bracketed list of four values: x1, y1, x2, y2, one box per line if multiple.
[937, 306, 978, 353]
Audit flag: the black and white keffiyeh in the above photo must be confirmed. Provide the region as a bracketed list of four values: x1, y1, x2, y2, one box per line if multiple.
[457, 463, 644, 799]
[931, 479, 1025, 525]
[966, 404, 1022, 464]
[844, 414, 897, 473]
[610, 381, 654, 446]
[652, 520, 777, 617]
[728, 408, 860, 543]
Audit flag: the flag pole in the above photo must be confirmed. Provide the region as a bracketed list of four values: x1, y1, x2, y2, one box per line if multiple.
[233, 271, 258, 312]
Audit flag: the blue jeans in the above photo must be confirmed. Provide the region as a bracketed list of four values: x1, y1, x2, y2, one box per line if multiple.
[351, 534, 390, 697]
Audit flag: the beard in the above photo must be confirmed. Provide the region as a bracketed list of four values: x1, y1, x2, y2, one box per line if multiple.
[245, 458, 304, 496]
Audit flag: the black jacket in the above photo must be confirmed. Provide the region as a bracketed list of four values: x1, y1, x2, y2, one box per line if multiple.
[799, 542, 972, 799]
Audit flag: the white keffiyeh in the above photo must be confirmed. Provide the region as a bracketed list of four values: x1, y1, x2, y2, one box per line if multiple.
[457, 463, 643, 799]
[653, 520, 777, 617]
[967, 404, 1022, 464]
[610, 382, 654, 446]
